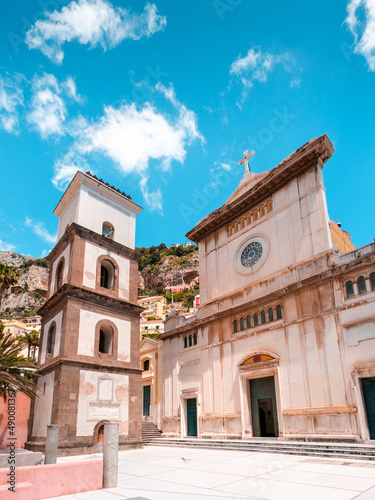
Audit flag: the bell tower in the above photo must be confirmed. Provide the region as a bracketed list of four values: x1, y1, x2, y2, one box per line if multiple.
[28, 171, 143, 454]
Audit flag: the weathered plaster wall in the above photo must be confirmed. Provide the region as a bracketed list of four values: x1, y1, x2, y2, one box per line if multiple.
[76, 369, 129, 437]
[77, 309, 131, 361]
[31, 372, 54, 438]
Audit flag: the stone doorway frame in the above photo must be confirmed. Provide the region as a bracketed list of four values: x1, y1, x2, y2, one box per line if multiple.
[238, 353, 284, 439]
[180, 389, 199, 438]
[352, 362, 375, 441]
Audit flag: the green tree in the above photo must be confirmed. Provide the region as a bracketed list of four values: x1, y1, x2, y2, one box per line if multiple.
[0, 322, 38, 401]
[17, 329, 40, 362]
[0, 263, 20, 310]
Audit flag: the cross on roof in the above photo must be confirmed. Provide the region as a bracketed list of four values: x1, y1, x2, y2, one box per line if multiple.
[238, 150, 255, 173]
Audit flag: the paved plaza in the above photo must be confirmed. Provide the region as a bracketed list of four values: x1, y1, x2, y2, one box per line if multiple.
[49, 445, 375, 500]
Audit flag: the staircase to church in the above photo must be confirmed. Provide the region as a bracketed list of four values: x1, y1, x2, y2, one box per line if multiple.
[145, 438, 375, 461]
[142, 421, 162, 443]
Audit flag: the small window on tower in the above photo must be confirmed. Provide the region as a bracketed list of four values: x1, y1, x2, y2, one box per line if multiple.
[143, 359, 150, 371]
[100, 260, 115, 289]
[56, 259, 64, 290]
[47, 325, 55, 356]
[99, 325, 113, 355]
[102, 222, 114, 239]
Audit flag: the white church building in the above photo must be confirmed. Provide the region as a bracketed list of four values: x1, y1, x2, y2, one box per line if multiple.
[157, 135, 375, 442]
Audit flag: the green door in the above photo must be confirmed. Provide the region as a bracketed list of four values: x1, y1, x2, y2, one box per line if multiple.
[187, 398, 197, 437]
[143, 385, 151, 417]
[362, 378, 375, 439]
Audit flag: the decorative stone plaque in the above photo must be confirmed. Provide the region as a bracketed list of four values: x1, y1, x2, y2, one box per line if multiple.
[98, 377, 113, 402]
[88, 403, 120, 420]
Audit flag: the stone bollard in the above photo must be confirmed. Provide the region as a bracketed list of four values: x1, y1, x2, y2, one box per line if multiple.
[103, 422, 119, 488]
[45, 424, 59, 464]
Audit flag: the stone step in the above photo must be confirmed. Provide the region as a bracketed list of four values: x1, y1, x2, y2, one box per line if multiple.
[145, 439, 375, 461]
[142, 421, 162, 443]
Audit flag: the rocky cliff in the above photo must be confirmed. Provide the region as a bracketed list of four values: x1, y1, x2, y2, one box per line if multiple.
[0, 252, 49, 315]
[138, 250, 199, 291]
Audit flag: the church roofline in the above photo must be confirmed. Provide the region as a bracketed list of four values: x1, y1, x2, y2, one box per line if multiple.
[54, 171, 143, 217]
[186, 134, 334, 243]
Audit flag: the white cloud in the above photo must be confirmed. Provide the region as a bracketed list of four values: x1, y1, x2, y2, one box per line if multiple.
[52, 152, 87, 190]
[346, 0, 375, 70]
[27, 73, 67, 137]
[25, 217, 57, 244]
[26, 0, 167, 64]
[27, 73, 83, 138]
[0, 239, 16, 251]
[0, 75, 24, 133]
[139, 176, 163, 212]
[62, 76, 82, 102]
[230, 47, 290, 89]
[290, 77, 301, 89]
[52, 84, 203, 211]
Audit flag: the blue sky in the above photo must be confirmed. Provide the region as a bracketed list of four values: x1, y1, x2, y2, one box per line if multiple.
[0, 0, 374, 257]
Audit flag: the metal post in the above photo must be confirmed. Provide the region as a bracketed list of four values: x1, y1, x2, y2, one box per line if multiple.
[45, 424, 59, 464]
[103, 422, 119, 488]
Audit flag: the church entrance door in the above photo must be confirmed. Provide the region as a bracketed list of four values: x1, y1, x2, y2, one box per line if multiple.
[186, 398, 197, 437]
[143, 385, 151, 417]
[250, 377, 278, 437]
[362, 377, 375, 439]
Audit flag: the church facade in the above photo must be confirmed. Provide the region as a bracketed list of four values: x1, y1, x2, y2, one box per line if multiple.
[27, 172, 143, 454]
[160, 135, 375, 442]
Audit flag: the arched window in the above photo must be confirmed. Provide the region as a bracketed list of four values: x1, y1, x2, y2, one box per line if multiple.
[276, 305, 282, 320]
[267, 200, 273, 213]
[253, 313, 258, 327]
[370, 273, 375, 291]
[253, 209, 258, 221]
[240, 317, 244, 331]
[228, 225, 233, 237]
[260, 204, 266, 217]
[99, 325, 113, 354]
[345, 280, 354, 298]
[193, 333, 197, 345]
[100, 260, 115, 289]
[357, 276, 367, 295]
[47, 325, 55, 356]
[184, 336, 187, 348]
[233, 320, 238, 333]
[56, 259, 64, 290]
[268, 307, 274, 322]
[247, 213, 252, 225]
[261, 310, 266, 324]
[241, 217, 245, 229]
[234, 221, 239, 233]
[143, 359, 150, 371]
[102, 222, 114, 239]
[246, 315, 251, 329]
[188, 335, 192, 347]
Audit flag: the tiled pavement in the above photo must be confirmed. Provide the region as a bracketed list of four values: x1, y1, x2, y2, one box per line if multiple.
[48, 445, 375, 500]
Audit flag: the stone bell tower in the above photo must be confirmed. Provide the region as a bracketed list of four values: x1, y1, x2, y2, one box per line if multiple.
[28, 172, 143, 454]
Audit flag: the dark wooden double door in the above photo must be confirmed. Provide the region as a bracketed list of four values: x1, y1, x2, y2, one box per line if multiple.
[362, 377, 375, 439]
